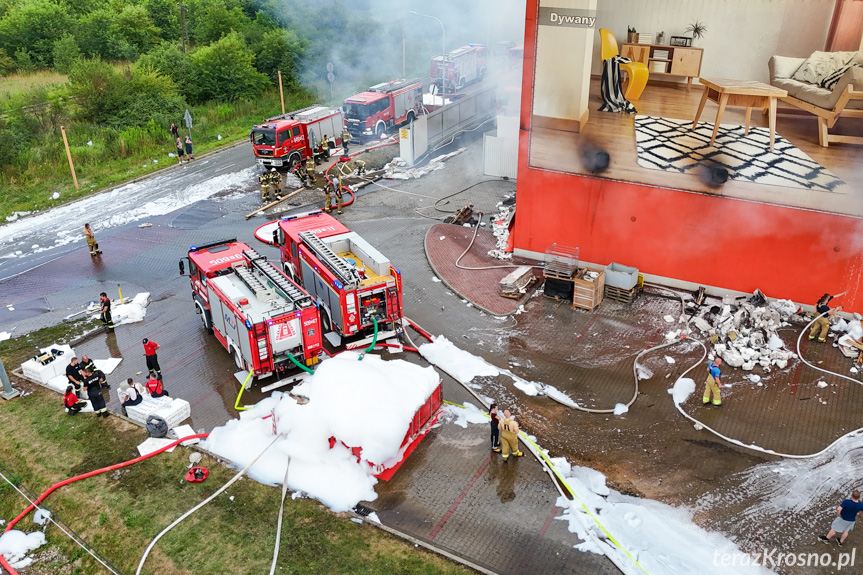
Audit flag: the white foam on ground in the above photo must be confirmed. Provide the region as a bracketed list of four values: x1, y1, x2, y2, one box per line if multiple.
[418, 335, 500, 383]
[0, 530, 47, 569]
[203, 352, 439, 512]
[669, 378, 696, 405]
[446, 402, 768, 573]
[439, 402, 488, 428]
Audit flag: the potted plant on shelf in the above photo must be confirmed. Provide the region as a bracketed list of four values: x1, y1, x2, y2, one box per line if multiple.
[627, 26, 637, 43]
[685, 20, 707, 46]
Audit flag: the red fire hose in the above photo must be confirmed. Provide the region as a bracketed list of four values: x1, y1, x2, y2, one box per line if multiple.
[0, 434, 210, 575]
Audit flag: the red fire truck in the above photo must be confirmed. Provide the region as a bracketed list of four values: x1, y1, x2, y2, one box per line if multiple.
[180, 240, 322, 378]
[343, 78, 423, 139]
[250, 105, 345, 169]
[270, 211, 404, 344]
[431, 44, 488, 93]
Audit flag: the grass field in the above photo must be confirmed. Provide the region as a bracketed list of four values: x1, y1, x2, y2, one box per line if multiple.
[0, 70, 69, 104]
[0, 326, 471, 575]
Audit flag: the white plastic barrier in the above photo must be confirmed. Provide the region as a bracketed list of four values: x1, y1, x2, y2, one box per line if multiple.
[125, 396, 173, 424]
[20, 344, 74, 384]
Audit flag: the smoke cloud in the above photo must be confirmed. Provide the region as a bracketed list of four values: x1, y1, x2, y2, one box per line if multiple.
[268, 0, 526, 106]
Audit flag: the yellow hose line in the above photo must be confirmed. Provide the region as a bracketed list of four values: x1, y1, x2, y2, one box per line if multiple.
[234, 370, 254, 411]
[442, 399, 650, 575]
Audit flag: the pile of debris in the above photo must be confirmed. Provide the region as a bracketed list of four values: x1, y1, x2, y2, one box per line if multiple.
[684, 291, 800, 371]
[382, 148, 466, 180]
[487, 195, 515, 261]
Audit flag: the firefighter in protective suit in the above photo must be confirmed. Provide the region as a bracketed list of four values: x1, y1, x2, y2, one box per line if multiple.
[259, 170, 271, 201]
[498, 410, 523, 461]
[269, 168, 282, 200]
[340, 127, 351, 155]
[323, 182, 334, 213]
[305, 157, 317, 188]
[292, 161, 307, 188]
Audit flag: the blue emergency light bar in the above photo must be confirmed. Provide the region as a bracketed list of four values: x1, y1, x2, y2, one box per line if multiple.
[334, 280, 343, 290]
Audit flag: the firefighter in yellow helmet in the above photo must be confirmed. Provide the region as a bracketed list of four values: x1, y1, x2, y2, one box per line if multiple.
[258, 169, 271, 201]
[498, 410, 523, 461]
[334, 183, 344, 215]
[321, 135, 330, 160]
[323, 182, 334, 213]
[269, 168, 282, 200]
[355, 159, 366, 177]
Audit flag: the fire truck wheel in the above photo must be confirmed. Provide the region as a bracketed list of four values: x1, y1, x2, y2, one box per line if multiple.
[375, 122, 386, 138]
[287, 153, 301, 171]
[457, 76, 466, 90]
[195, 300, 213, 334]
[233, 347, 244, 370]
[320, 307, 333, 333]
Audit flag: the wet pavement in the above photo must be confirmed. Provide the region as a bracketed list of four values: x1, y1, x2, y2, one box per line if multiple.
[3, 134, 863, 573]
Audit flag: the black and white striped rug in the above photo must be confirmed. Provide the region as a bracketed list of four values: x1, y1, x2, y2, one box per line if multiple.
[634, 115, 845, 192]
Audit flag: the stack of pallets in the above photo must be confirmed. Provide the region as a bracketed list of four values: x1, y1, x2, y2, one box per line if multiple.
[542, 243, 579, 301]
[500, 266, 536, 299]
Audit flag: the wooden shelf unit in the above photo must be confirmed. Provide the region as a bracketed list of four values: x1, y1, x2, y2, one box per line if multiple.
[620, 43, 703, 90]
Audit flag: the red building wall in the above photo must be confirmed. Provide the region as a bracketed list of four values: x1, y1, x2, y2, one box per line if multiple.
[514, 0, 863, 310]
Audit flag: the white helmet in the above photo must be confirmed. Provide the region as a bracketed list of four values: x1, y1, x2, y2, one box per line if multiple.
[271, 168, 276, 172]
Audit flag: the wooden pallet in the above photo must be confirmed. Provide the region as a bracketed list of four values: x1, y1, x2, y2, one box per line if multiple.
[543, 268, 576, 280]
[501, 276, 538, 299]
[604, 284, 639, 304]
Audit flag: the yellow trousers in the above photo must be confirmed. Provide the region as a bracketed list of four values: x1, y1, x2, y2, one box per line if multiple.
[703, 375, 721, 405]
[809, 316, 830, 341]
[500, 431, 519, 459]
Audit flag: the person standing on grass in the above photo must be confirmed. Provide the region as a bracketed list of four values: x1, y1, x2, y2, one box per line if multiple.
[83, 223, 101, 256]
[498, 410, 523, 461]
[142, 338, 162, 380]
[820, 490, 863, 546]
[170, 122, 179, 140]
[65, 357, 83, 395]
[82, 368, 108, 417]
[490, 403, 501, 452]
[184, 134, 195, 160]
[99, 292, 114, 333]
[64, 385, 88, 415]
[702, 357, 722, 407]
[176, 137, 185, 164]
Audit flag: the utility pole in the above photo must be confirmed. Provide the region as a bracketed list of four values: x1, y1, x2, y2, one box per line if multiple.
[278, 70, 285, 115]
[0, 356, 20, 400]
[60, 125, 79, 191]
[178, 3, 189, 54]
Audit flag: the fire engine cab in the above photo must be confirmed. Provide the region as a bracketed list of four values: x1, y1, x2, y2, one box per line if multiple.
[344, 78, 423, 139]
[180, 240, 322, 378]
[271, 211, 404, 344]
[250, 105, 345, 169]
[431, 44, 488, 93]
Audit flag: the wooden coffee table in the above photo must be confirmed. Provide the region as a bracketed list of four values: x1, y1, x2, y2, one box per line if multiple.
[691, 78, 788, 151]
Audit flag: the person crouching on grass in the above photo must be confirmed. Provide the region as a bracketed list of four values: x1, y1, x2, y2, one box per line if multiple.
[64, 385, 87, 415]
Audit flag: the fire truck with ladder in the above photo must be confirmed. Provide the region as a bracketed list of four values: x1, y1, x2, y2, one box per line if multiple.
[180, 240, 322, 379]
[250, 105, 345, 170]
[343, 78, 423, 139]
[270, 211, 404, 346]
[431, 44, 488, 93]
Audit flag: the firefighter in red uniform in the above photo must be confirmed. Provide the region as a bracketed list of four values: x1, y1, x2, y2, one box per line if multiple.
[142, 338, 162, 380]
[146, 373, 170, 398]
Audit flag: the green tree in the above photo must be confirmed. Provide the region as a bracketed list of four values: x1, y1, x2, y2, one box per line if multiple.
[78, 6, 160, 61]
[136, 41, 192, 92]
[142, 0, 180, 41]
[0, 47, 15, 76]
[52, 34, 82, 74]
[190, 0, 250, 45]
[0, 0, 72, 67]
[188, 31, 267, 102]
[68, 57, 124, 122]
[253, 28, 303, 85]
[14, 48, 35, 72]
[113, 4, 161, 57]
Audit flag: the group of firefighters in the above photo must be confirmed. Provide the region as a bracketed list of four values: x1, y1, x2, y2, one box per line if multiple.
[259, 127, 367, 216]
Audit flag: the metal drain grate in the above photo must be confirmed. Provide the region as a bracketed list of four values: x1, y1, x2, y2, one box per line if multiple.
[353, 504, 375, 517]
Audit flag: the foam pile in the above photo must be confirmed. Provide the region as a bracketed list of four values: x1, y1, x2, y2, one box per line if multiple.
[203, 352, 440, 512]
